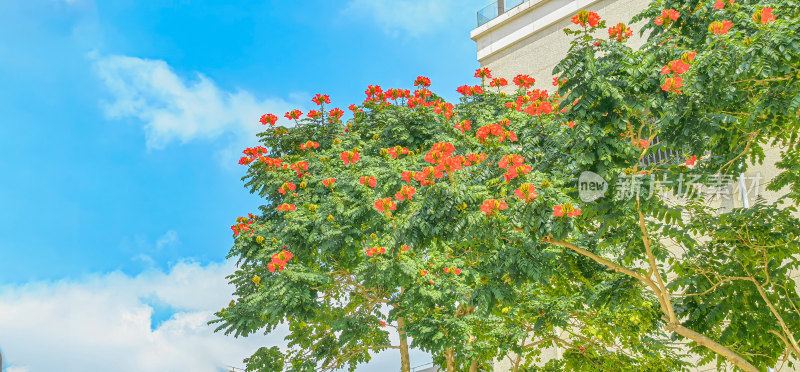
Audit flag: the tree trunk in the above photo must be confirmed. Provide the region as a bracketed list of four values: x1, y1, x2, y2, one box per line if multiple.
[469, 360, 478, 372]
[445, 348, 456, 372]
[666, 323, 759, 372]
[397, 317, 411, 372]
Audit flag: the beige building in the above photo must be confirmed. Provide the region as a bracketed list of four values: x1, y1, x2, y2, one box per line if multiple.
[471, 0, 650, 89]
[471, 1, 794, 371]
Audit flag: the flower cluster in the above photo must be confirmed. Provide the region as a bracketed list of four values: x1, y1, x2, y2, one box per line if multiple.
[752, 7, 776, 24]
[268, 250, 294, 272]
[456, 85, 484, 96]
[513, 74, 535, 88]
[490, 78, 508, 88]
[654, 9, 680, 27]
[499, 154, 532, 182]
[299, 141, 320, 150]
[259, 113, 277, 126]
[660, 51, 695, 94]
[276, 203, 296, 212]
[312, 94, 330, 105]
[278, 182, 296, 195]
[290, 161, 309, 178]
[365, 246, 387, 257]
[340, 151, 361, 165]
[455, 120, 472, 134]
[514, 183, 538, 202]
[322, 178, 336, 188]
[474, 67, 492, 80]
[608, 23, 633, 42]
[553, 203, 581, 217]
[395, 185, 417, 201]
[476, 120, 518, 143]
[714, 0, 733, 10]
[329, 108, 344, 122]
[432, 101, 455, 119]
[481, 199, 508, 217]
[231, 214, 257, 236]
[239, 146, 269, 165]
[285, 109, 302, 120]
[552, 76, 567, 87]
[359, 176, 377, 188]
[709, 20, 734, 35]
[386, 146, 409, 159]
[374, 198, 397, 213]
[414, 76, 431, 87]
[443, 267, 462, 275]
[571, 10, 600, 28]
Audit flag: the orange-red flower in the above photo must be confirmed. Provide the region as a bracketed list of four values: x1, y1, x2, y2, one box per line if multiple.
[259, 113, 278, 126]
[552, 76, 567, 87]
[340, 151, 361, 165]
[661, 76, 684, 94]
[480, 199, 508, 217]
[753, 7, 776, 24]
[414, 76, 432, 87]
[686, 155, 698, 166]
[654, 9, 680, 26]
[402, 171, 415, 184]
[365, 246, 387, 257]
[322, 178, 336, 188]
[285, 109, 302, 120]
[464, 153, 488, 166]
[386, 146, 409, 159]
[661, 59, 690, 75]
[709, 20, 733, 34]
[562, 121, 576, 128]
[374, 198, 397, 213]
[553, 203, 581, 217]
[490, 78, 508, 87]
[276, 203, 296, 212]
[278, 182, 296, 195]
[299, 141, 320, 150]
[571, 10, 600, 27]
[329, 108, 344, 121]
[455, 120, 472, 134]
[515, 184, 538, 202]
[312, 94, 331, 105]
[498, 154, 525, 169]
[456, 85, 484, 96]
[268, 250, 294, 272]
[608, 23, 633, 42]
[395, 185, 417, 201]
[513, 74, 535, 88]
[474, 67, 492, 80]
[359, 176, 377, 188]
[307, 110, 322, 119]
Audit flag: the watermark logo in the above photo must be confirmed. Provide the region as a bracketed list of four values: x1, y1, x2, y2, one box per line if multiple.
[579, 171, 608, 202]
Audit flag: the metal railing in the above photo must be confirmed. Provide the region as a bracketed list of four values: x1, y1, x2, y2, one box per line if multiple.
[477, 0, 527, 26]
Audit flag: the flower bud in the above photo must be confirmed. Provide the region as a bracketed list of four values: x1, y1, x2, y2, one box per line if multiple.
[333, 138, 342, 145]
[327, 215, 334, 221]
[256, 236, 264, 244]
[299, 182, 307, 189]
[372, 134, 379, 140]
[380, 148, 389, 156]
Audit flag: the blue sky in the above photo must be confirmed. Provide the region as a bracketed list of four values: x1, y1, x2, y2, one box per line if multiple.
[0, 0, 487, 371]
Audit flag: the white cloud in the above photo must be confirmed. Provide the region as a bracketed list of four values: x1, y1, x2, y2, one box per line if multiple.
[342, 0, 485, 37]
[0, 261, 284, 372]
[155, 230, 179, 250]
[93, 55, 299, 156]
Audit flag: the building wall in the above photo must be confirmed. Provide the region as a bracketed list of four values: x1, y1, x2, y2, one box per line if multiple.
[472, 0, 651, 89]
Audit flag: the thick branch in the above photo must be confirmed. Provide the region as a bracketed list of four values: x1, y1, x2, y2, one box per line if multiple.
[666, 323, 759, 372]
